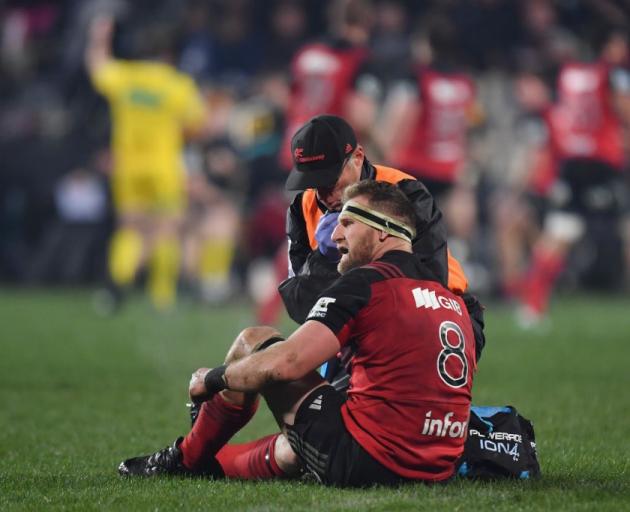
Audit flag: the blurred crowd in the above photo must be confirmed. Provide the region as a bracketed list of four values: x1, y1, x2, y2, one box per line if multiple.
[1, 0, 630, 317]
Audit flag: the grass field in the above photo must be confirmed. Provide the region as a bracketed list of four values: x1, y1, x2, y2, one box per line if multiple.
[1, 289, 629, 511]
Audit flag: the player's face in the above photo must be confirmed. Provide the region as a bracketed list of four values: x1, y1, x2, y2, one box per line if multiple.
[333, 197, 379, 274]
[316, 148, 363, 211]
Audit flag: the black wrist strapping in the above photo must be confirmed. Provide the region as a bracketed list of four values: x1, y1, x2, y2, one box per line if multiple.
[254, 335, 285, 353]
[204, 364, 228, 394]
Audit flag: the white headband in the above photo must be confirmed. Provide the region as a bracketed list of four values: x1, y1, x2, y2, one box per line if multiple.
[339, 200, 416, 243]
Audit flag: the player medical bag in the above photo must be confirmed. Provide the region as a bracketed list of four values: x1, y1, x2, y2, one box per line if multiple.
[457, 406, 541, 479]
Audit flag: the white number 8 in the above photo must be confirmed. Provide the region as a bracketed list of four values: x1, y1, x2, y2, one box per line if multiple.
[437, 321, 468, 388]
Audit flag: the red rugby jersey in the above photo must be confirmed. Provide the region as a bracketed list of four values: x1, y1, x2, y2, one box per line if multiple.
[391, 68, 475, 183]
[279, 41, 368, 170]
[306, 250, 477, 481]
[547, 61, 624, 169]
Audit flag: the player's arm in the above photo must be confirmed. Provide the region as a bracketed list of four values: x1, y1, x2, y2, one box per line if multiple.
[227, 321, 340, 391]
[85, 14, 114, 76]
[192, 271, 371, 401]
[190, 321, 340, 399]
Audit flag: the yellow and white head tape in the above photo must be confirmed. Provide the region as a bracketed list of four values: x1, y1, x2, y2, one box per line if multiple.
[339, 199, 416, 243]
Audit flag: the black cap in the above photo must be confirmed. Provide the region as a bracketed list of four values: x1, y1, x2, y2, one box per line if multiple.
[285, 115, 357, 191]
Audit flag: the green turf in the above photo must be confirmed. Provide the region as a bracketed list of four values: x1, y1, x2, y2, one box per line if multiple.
[1, 290, 629, 511]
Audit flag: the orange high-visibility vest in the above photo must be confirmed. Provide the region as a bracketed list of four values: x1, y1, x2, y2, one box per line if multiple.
[300, 165, 468, 293]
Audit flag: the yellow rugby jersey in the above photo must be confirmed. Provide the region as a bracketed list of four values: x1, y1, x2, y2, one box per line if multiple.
[91, 59, 205, 175]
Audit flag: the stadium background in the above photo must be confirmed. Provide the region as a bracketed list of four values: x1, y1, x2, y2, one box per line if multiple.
[1, 1, 629, 510]
[1, 0, 629, 299]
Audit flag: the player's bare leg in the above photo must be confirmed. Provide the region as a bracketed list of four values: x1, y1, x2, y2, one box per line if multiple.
[213, 326, 327, 476]
[118, 326, 279, 477]
[118, 325, 323, 478]
[517, 212, 579, 327]
[493, 191, 539, 298]
[196, 199, 239, 303]
[146, 212, 183, 311]
[178, 326, 293, 474]
[95, 211, 153, 315]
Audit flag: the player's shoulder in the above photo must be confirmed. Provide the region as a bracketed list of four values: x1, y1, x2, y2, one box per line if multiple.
[341, 253, 410, 287]
[153, 62, 195, 86]
[368, 251, 445, 285]
[324, 264, 375, 299]
[92, 58, 126, 78]
[90, 58, 132, 93]
[356, 261, 405, 282]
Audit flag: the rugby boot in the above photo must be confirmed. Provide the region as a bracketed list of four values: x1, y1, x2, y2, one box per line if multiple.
[118, 437, 223, 478]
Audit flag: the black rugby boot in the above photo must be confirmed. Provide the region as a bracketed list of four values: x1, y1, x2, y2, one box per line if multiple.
[118, 437, 223, 478]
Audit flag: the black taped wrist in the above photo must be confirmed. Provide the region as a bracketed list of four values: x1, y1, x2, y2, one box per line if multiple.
[204, 364, 228, 394]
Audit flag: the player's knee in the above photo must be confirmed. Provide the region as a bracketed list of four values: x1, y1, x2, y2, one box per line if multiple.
[224, 326, 282, 364]
[274, 434, 302, 476]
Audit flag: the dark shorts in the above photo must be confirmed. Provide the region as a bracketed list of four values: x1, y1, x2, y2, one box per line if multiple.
[287, 385, 406, 487]
[550, 159, 628, 217]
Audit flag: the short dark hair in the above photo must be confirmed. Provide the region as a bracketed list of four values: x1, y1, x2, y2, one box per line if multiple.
[342, 180, 416, 232]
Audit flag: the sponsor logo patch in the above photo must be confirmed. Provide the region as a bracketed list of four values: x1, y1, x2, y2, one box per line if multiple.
[412, 287, 462, 315]
[294, 147, 326, 163]
[421, 411, 468, 438]
[309, 394, 323, 411]
[308, 297, 336, 318]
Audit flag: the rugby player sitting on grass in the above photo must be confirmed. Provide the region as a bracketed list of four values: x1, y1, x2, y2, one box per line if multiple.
[119, 180, 477, 486]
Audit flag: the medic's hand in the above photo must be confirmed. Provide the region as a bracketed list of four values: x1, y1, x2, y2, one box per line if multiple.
[315, 211, 341, 261]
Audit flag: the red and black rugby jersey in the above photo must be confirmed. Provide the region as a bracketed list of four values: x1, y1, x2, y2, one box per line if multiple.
[306, 250, 477, 481]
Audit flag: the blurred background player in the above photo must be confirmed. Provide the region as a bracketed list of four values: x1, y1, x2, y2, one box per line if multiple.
[491, 66, 556, 299]
[1, 0, 629, 315]
[181, 138, 245, 304]
[489, 0, 574, 299]
[85, 14, 205, 312]
[257, 0, 377, 324]
[278, 0, 375, 172]
[516, 26, 630, 326]
[378, 14, 482, 272]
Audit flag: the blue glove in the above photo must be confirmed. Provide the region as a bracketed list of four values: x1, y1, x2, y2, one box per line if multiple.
[315, 211, 341, 261]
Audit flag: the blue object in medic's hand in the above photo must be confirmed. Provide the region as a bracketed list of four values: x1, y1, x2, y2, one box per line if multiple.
[315, 211, 341, 261]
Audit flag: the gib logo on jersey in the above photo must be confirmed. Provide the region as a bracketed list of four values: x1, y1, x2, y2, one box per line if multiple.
[421, 411, 468, 438]
[308, 297, 336, 319]
[412, 287, 462, 315]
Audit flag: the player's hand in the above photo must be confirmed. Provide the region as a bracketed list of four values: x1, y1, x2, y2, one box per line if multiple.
[189, 365, 228, 404]
[315, 211, 341, 261]
[188, 367, 211, 404]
